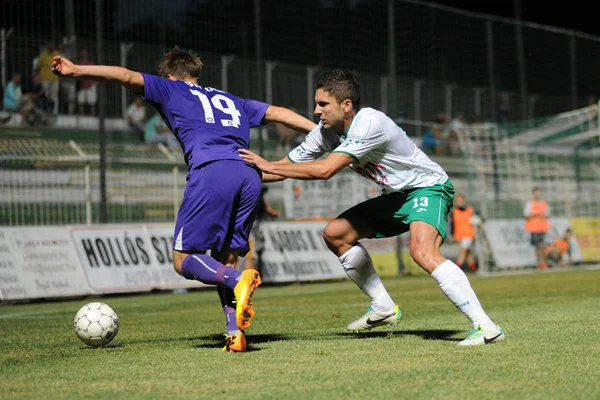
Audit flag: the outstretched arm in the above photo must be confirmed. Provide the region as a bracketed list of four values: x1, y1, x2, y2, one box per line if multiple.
[260, 156, 293, 182]
[263, 106, 316, 134]
[52, 56, 144, 93]
[240, 149, 353, 180]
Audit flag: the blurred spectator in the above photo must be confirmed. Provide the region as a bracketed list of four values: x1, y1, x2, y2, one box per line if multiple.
[59, 42, 76, 115]
[524, 186, 551, 269]
[448, 112, 465, 155]
[421, 125, 437, 156]
[448, 193, 481, 272]
[127, 97, 147, 140]
[450, 112, 465, 132]
[77, 48, 97, 116]
[546, 228, 573, 267]
[35, 41, 60, 115]
[144, 112, 179, 149]
[2, 72, 26, 126]
[28, 72, 55, 126]
[433, 113, 450, 156]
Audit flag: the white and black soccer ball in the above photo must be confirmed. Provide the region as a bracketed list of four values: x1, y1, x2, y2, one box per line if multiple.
[73, 302, 120, 347]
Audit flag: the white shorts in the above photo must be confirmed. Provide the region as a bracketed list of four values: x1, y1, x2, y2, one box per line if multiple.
[77, 86, 97, 105]
[459, 238, 474, 249]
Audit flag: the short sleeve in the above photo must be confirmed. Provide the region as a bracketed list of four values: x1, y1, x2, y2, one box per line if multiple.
[140, 73, 172, 105]
[333, 119, 388, 161]
[240, 99, 270, 127]
[288, 123, 328, 163]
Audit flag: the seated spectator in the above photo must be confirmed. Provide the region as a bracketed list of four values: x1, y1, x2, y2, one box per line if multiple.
[144, 113, 179, 149]
[546, 228, 573, 267]
[27, 72, 55, 126]
[127, 97, 147, 140]
[2, 72, 26, 127]
[77, 48, 97, 116]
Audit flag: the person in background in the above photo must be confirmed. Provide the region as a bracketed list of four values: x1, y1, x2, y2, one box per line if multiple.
[36, 41, 60, 114]
[546, 228, 573, 267]
[2, 72, 26, 126]
[144, 112, 179, 149]
[127, 97, 147, 141]
[524, 186, 551, 269]
[448, 193, 481, 272]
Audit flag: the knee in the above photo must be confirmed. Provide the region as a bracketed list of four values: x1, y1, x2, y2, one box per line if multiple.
[409, 242, 427, 267]
[172, 251, 188, 276]
[409, 242, 440, 271]
[323, 220, 350, 252]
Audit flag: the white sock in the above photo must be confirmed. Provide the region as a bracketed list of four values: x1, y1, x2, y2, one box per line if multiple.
[431, 260, 496, 329]
[338, 244, 395, 312]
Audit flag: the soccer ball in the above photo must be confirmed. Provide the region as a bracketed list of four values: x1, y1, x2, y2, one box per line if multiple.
[73, 302, 120, 347]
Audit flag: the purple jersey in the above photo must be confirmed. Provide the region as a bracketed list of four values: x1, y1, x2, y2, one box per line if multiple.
[141, 73, 269, 169]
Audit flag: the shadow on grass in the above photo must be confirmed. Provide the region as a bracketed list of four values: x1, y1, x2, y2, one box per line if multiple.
[195, 333, 291, 352]
[336, 329, 463, 342]
[81, 343, 124, 350]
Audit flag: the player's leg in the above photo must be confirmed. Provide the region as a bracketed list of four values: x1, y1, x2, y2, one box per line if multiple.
[324, 197, 402, 331]
[171, 162, 261, 333]
[405, 181, 504, 346]
[211, 248, 247, 352]
[226, 162, 263, 333]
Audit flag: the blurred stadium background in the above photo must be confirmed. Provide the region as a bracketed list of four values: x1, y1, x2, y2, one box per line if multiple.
[1, 0, 599, 281]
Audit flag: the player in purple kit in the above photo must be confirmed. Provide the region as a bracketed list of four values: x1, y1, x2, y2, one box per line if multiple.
[52, 48, 316, 352]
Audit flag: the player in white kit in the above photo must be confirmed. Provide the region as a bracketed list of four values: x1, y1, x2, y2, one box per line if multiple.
[240, 69, 504, 346]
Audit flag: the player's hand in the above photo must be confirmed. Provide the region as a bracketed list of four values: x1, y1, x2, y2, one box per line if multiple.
[51, 56, 77, 78]
[238, 149, 275, 174]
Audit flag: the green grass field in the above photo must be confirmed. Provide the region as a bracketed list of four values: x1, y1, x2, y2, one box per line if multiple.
[2, 269, 600, 399]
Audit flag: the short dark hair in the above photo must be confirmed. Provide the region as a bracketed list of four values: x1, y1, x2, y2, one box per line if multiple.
[158, 46, 203, 80]
[316, 69, 361, 110]
[532, 186, 541, 192]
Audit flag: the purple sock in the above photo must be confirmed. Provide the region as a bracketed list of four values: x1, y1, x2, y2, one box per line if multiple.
[224, 306, 240, 335]
[181, 254, 241, 289]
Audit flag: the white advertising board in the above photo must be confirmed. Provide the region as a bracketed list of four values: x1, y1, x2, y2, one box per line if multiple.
[483, 218, 582, 268]
[70, 224, 205, 293]
[0, 226, 89, 300]
[258, 221, 346, 283]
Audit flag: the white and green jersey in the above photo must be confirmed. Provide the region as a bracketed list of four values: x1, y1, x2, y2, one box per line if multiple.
[288, 107, 448, 193]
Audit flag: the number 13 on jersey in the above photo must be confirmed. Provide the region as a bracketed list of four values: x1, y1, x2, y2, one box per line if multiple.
[190, 89, 241, 128]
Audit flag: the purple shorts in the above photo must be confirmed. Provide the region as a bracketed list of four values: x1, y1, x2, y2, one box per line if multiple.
[173, 160, 262, 254]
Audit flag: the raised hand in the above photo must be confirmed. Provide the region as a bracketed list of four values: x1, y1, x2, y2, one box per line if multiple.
[51, 56, 77, 78]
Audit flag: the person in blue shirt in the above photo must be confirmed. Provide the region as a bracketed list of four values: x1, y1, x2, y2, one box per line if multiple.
[52, 47, 316, 352]
[144, 111, 179, 149]
[3, 72, 26, 127]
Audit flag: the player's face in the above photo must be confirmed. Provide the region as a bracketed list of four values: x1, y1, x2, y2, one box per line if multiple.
[455, 196, 465, 207]
[314, 88, 346, 131]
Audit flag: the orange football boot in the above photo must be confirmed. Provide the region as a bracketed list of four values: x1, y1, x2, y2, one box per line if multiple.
[233, 269, 262, 331]
[222, 332, 246, 352]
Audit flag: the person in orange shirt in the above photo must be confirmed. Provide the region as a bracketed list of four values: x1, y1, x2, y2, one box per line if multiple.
[448, 193, 481, 272]
[546, 228, 573, 266]
[524, 187, 551, 269]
